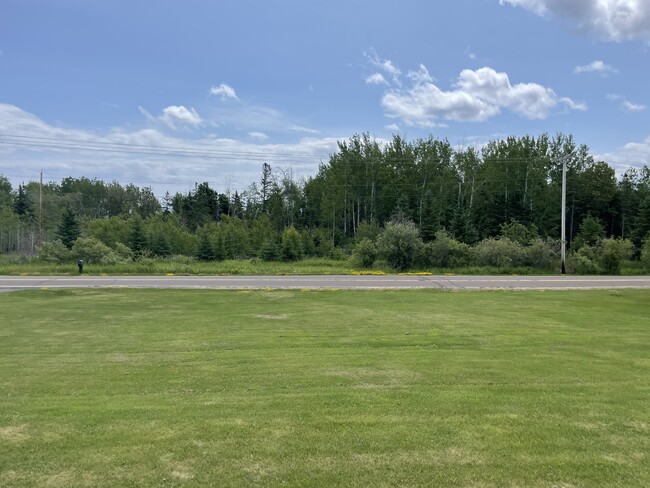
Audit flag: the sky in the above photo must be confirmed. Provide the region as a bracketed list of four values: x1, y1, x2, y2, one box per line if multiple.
[1, 0, 649, 198]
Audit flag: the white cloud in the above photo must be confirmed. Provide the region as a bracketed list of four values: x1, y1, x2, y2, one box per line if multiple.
[574, 60, 618, 75]
[210, 83, 238, 100]
[622, 100, 647, 112]
[465, 46, 477, 60]
[159, 105, 202, 129]
[500, 0, 650, 42]
[365, 50, 402, 86]
[598, 135, 650, 173]
[366, 73, 388, 85]
[559, 97, 588, 111]
[385, 124, 401, 132]
[377, 64, 581, 126]
[607, 94, 646, 112]
[0, 103, 340, 196]
[248, 131, 269, 141]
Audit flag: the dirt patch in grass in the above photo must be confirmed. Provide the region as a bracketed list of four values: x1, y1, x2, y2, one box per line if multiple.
[0, 424, 29, 443]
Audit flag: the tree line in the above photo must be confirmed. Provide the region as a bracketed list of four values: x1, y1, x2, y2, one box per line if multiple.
[1, 132, 650, 271]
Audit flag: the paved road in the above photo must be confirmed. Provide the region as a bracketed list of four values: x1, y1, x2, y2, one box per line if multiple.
[1, 275, 650, 292]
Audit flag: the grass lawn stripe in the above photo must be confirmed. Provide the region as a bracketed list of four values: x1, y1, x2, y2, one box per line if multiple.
[0, 289, 648, 487]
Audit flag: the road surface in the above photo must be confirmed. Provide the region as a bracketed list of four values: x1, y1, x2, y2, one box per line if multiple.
[1, 275, 650, 292]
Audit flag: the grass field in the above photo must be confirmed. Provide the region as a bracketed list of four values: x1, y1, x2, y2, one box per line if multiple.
[1, 289, 649, 487]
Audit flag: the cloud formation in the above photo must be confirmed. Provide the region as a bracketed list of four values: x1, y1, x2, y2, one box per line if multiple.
[598, 135, 650, 173]
[574, 60, 618, 75]
[371, 60, 585, 126]
[500, 0, 650, 42]
[210, 83, 238, 100]
[159, 105, 202, 129]
[607, 94, 647, 112]
[0, 104, 340, 195]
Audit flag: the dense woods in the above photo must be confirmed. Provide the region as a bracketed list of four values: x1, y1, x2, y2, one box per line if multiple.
[2, 133, 650, 272]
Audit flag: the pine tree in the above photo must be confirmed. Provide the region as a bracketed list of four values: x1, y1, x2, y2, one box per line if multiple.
[57, 207, 81, 248]
[130, 215, 147, 256]
[196, 232, 215, 261]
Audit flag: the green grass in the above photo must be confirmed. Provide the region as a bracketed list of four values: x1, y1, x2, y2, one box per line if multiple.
[1, 289, 649, 487]
[0, 257, 357, 276]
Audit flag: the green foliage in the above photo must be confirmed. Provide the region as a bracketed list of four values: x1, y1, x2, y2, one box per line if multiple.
[524, 238, 558, 269]
[38, 239, 72, 264]
[86, 217, 131, 248]
[499, 220, 539, 246]
[129, 214, 147, 257]
[424, 230, 472, 268]
[281, 226, 303, 261]
[473, 237, 525, 268]
[352, 238, 378, 268]
[356, 220, 381, 242]
[572, 214, 605, 250]
[598, 237, 634, 274]
[376, 220, 423, 270]
[196, 232, 216, 261]
[641, 235, 650, 271]
[259, 238, 281, 261]
[72, 237, 122, 265]
[56, 207, 81, 248]
[571, 246, 602, 274]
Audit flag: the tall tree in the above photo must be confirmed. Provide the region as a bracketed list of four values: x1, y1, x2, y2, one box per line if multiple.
[57, 207, 81, 248]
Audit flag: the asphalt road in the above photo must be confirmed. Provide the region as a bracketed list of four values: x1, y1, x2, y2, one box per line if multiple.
[1, 275, 650, 292]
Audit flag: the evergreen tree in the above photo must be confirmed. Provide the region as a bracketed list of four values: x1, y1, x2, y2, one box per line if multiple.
[281, 226, 303, 261]
[196, 232, 215, 261]
[129, 215, 147, 256]
[57, 207, 81, 248]
[13, 184, 33, 218]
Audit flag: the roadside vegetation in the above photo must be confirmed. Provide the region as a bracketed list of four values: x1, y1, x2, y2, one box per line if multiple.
[1, 288, 648, 487]
[2, 132, 650, 275]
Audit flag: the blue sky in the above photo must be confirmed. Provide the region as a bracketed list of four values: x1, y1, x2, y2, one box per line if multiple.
[1, 0, 649, 197]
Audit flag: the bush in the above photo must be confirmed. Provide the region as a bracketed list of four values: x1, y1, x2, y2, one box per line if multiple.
[641, 235, 650, 272]
[72, 237, 119, 265]
[281, 227, 303, 261]
[425, 230, 472, 268]
[598, 238, 634, 274]
[260, 238, 281, 261]
[524, 238, 558, 270]
[376, 221, 423, 270]
[473, 237, 525, 268]
[38, 240, 72, 264]
[352, 238, 378, 268]
[571, 246, 602, 274]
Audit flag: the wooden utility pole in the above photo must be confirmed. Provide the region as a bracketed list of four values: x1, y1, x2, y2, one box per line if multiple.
[39, 171, 44, 246]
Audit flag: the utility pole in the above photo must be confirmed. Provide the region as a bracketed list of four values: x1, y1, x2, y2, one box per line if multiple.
[39, 170, 44, 246]
[555, 155, 572, 275]
[560, 158, 567, 274]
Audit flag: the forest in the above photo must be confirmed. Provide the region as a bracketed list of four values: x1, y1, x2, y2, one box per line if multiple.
[2, 133, 650, 273]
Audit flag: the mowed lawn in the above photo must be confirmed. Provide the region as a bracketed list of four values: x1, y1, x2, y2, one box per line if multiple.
[0, 289, 649, 487]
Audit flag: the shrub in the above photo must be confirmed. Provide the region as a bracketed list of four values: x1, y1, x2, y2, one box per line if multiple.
[571, 246, 602, 274]
[281, 226, 303, 261]
[38, 240, 72, 264]
[352, 238, 378, 268]
[524, 238, 558, 270]
[260, 238, 281, 261]
[499, 220, 539, 246]
[376, 221, 423, 270]
[425, 230, 472, 268]
[641, 235, 650, 272]
[71, 237, 119, 265]
[572, 215, 605, 250]
[473, 237, 525, 268]
[598, 237, 634, 274]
